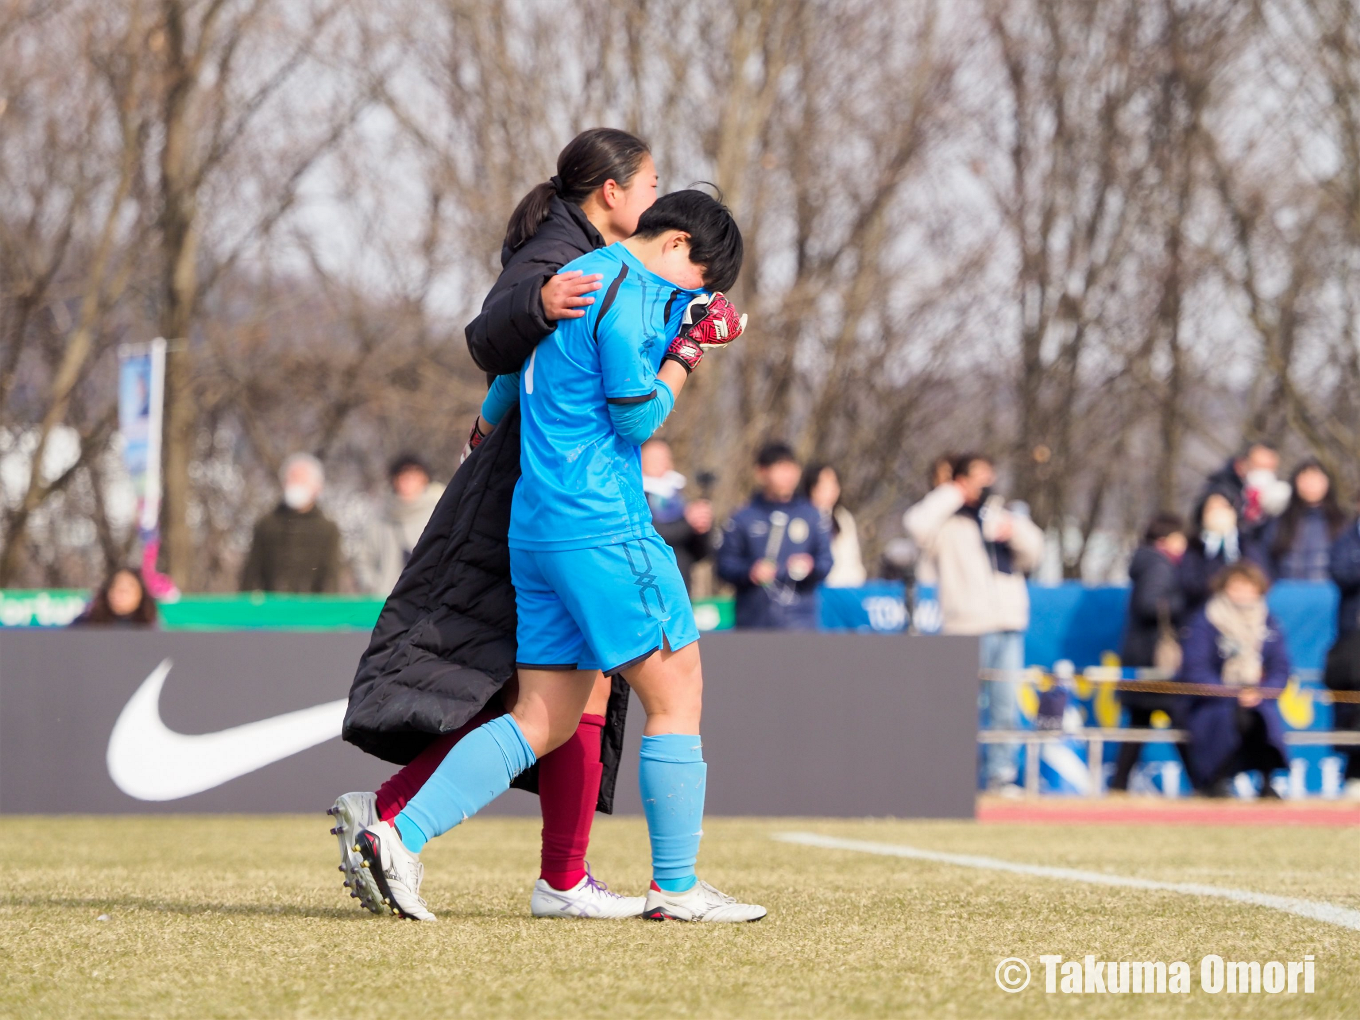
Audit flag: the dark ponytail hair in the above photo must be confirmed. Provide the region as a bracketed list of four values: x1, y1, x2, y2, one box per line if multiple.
[504, 128, 651, 251]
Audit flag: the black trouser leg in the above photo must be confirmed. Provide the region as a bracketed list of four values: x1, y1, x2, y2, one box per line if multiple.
[1110, 706, 1154, 791]
[1334, 704, 1360, 780]
[1213, 707, 1284, 786]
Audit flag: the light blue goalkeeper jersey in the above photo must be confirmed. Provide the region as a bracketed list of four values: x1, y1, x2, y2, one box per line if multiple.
[507, 243, 704, 552]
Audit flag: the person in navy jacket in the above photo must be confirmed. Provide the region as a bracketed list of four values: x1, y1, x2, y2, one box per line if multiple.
[1179, 560, 1289, 797]
[1327, 514, 1360, 795]
[716, 442, 833, 630]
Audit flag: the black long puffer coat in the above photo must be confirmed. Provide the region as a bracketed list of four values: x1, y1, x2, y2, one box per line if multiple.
[342, 195, 631, 811]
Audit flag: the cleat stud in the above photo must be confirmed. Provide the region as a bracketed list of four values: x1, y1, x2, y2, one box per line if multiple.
[352, 844, 360, 852]
[392, 908, 400, 915]
[338, 865, 345, 872]
[351, 892, 359, 898]
[361, 861, 369, 869]
[383, 898, 390, 905]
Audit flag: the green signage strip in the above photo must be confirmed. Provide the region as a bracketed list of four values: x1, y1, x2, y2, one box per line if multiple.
[0, 590, 736, 632]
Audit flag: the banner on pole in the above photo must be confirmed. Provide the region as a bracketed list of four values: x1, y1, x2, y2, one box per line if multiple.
[117, 339, 177, 599]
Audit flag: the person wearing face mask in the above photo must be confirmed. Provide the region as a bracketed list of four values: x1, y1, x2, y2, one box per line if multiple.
[1176, 493, 1268, 619]
[640, 438, 712, 594]
[1201, 442, 1291, 529]
[240, 452, 342, 593]
[1178, 561, 1290, 797]
[903, 452, 1046, 793]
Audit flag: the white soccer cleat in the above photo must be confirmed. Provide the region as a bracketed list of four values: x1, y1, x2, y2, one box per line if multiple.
[327, 792, 384, 914]
[353, 820, 436, 922]
[642, 879, 766, 923]
[530, 866, 646, 919]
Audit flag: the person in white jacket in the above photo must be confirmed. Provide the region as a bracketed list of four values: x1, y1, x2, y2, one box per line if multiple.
[903, 453, 1045, 791]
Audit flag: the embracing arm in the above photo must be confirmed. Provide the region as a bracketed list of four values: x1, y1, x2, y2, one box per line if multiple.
[465, 265, 557, 375]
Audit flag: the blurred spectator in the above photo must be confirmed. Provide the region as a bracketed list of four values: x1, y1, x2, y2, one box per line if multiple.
[801, 463, 866, 588]
[240, 453, 341, 593]
[355, 453, 446, 595]
[1177, 492, 1268, 618]
[1179, 561, 1288, 798]
[716, 442, 832, 629]
[1327, 507, 1360, 798]
[1111, 512, 1189, 792]
[929, 454, 954, 489]
[1201, 442, 1290, 529]
[913, 455, 955, 589]
[641, 438, 712, 593]
[903, 452, 1045, 792]
[70, 568, 158, 627]
[1259, 460, 1346, 581]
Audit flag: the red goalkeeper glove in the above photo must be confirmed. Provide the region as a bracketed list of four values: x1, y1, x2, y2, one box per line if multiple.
[663, 293, 748, 373]
[460, 416, 487, 464]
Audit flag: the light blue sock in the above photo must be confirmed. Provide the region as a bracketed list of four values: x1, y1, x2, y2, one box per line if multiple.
[639, 733, 706, 893]
[394, 715, 536, 855]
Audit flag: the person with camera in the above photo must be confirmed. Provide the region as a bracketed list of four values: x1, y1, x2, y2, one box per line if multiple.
[903, 453, 1045, 793]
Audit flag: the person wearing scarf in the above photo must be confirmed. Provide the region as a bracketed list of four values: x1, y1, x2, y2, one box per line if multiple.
[1179, 560, 1290, 797]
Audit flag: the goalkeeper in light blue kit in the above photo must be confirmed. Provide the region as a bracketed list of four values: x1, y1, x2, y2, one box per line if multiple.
[353, 190, 765, 922]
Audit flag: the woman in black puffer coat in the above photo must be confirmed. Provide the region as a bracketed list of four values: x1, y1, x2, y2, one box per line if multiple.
[342, 129, 656, 905]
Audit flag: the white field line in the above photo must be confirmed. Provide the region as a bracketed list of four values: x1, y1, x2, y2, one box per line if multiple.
[774, 832, 1360, 933]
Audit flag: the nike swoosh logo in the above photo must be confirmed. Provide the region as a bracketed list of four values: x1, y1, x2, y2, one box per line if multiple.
[106, 658, 347, 801]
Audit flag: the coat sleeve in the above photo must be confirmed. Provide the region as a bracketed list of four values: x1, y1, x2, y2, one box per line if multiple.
[1177, 550, 1211, 614]
[464, 260, 558, 375]
[239, 519, 266, 591]
[317, 521, 342, 594]
[798, 511, 834, 589]
[715, 514, 755, 589]
[903, 484, 965, 549]
[1331, 525, 1360, 593]
[1262, 620, 1291, 689]
[1007, 513, 1046, 574]
[687, 526, 712, 565]
[1130, 556, 1182, 625]
[354, 517, 388, 594]
[1178, 613, 1222, 686]
[653, 514, 697, 551]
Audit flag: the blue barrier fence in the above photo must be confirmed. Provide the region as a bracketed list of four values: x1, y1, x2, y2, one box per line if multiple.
[818, 580, 1350, 796]
[819, 580, 1340, 672]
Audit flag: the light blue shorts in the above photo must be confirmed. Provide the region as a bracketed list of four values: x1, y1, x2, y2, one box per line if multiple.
[511, 533, 699, 674]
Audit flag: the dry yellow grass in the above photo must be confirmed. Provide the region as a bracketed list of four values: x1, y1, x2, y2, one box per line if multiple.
[1, 815, 1357, 1018]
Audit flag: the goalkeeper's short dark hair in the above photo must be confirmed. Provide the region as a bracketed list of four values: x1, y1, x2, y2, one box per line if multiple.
[634, 189, 744, 292]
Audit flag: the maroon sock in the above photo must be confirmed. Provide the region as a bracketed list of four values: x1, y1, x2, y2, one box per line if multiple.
[374, 705, 505, 821]
[538, 713, 605, 891]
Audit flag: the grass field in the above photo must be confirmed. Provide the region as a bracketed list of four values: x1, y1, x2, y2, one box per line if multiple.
[2, 814, 1358, 1019]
